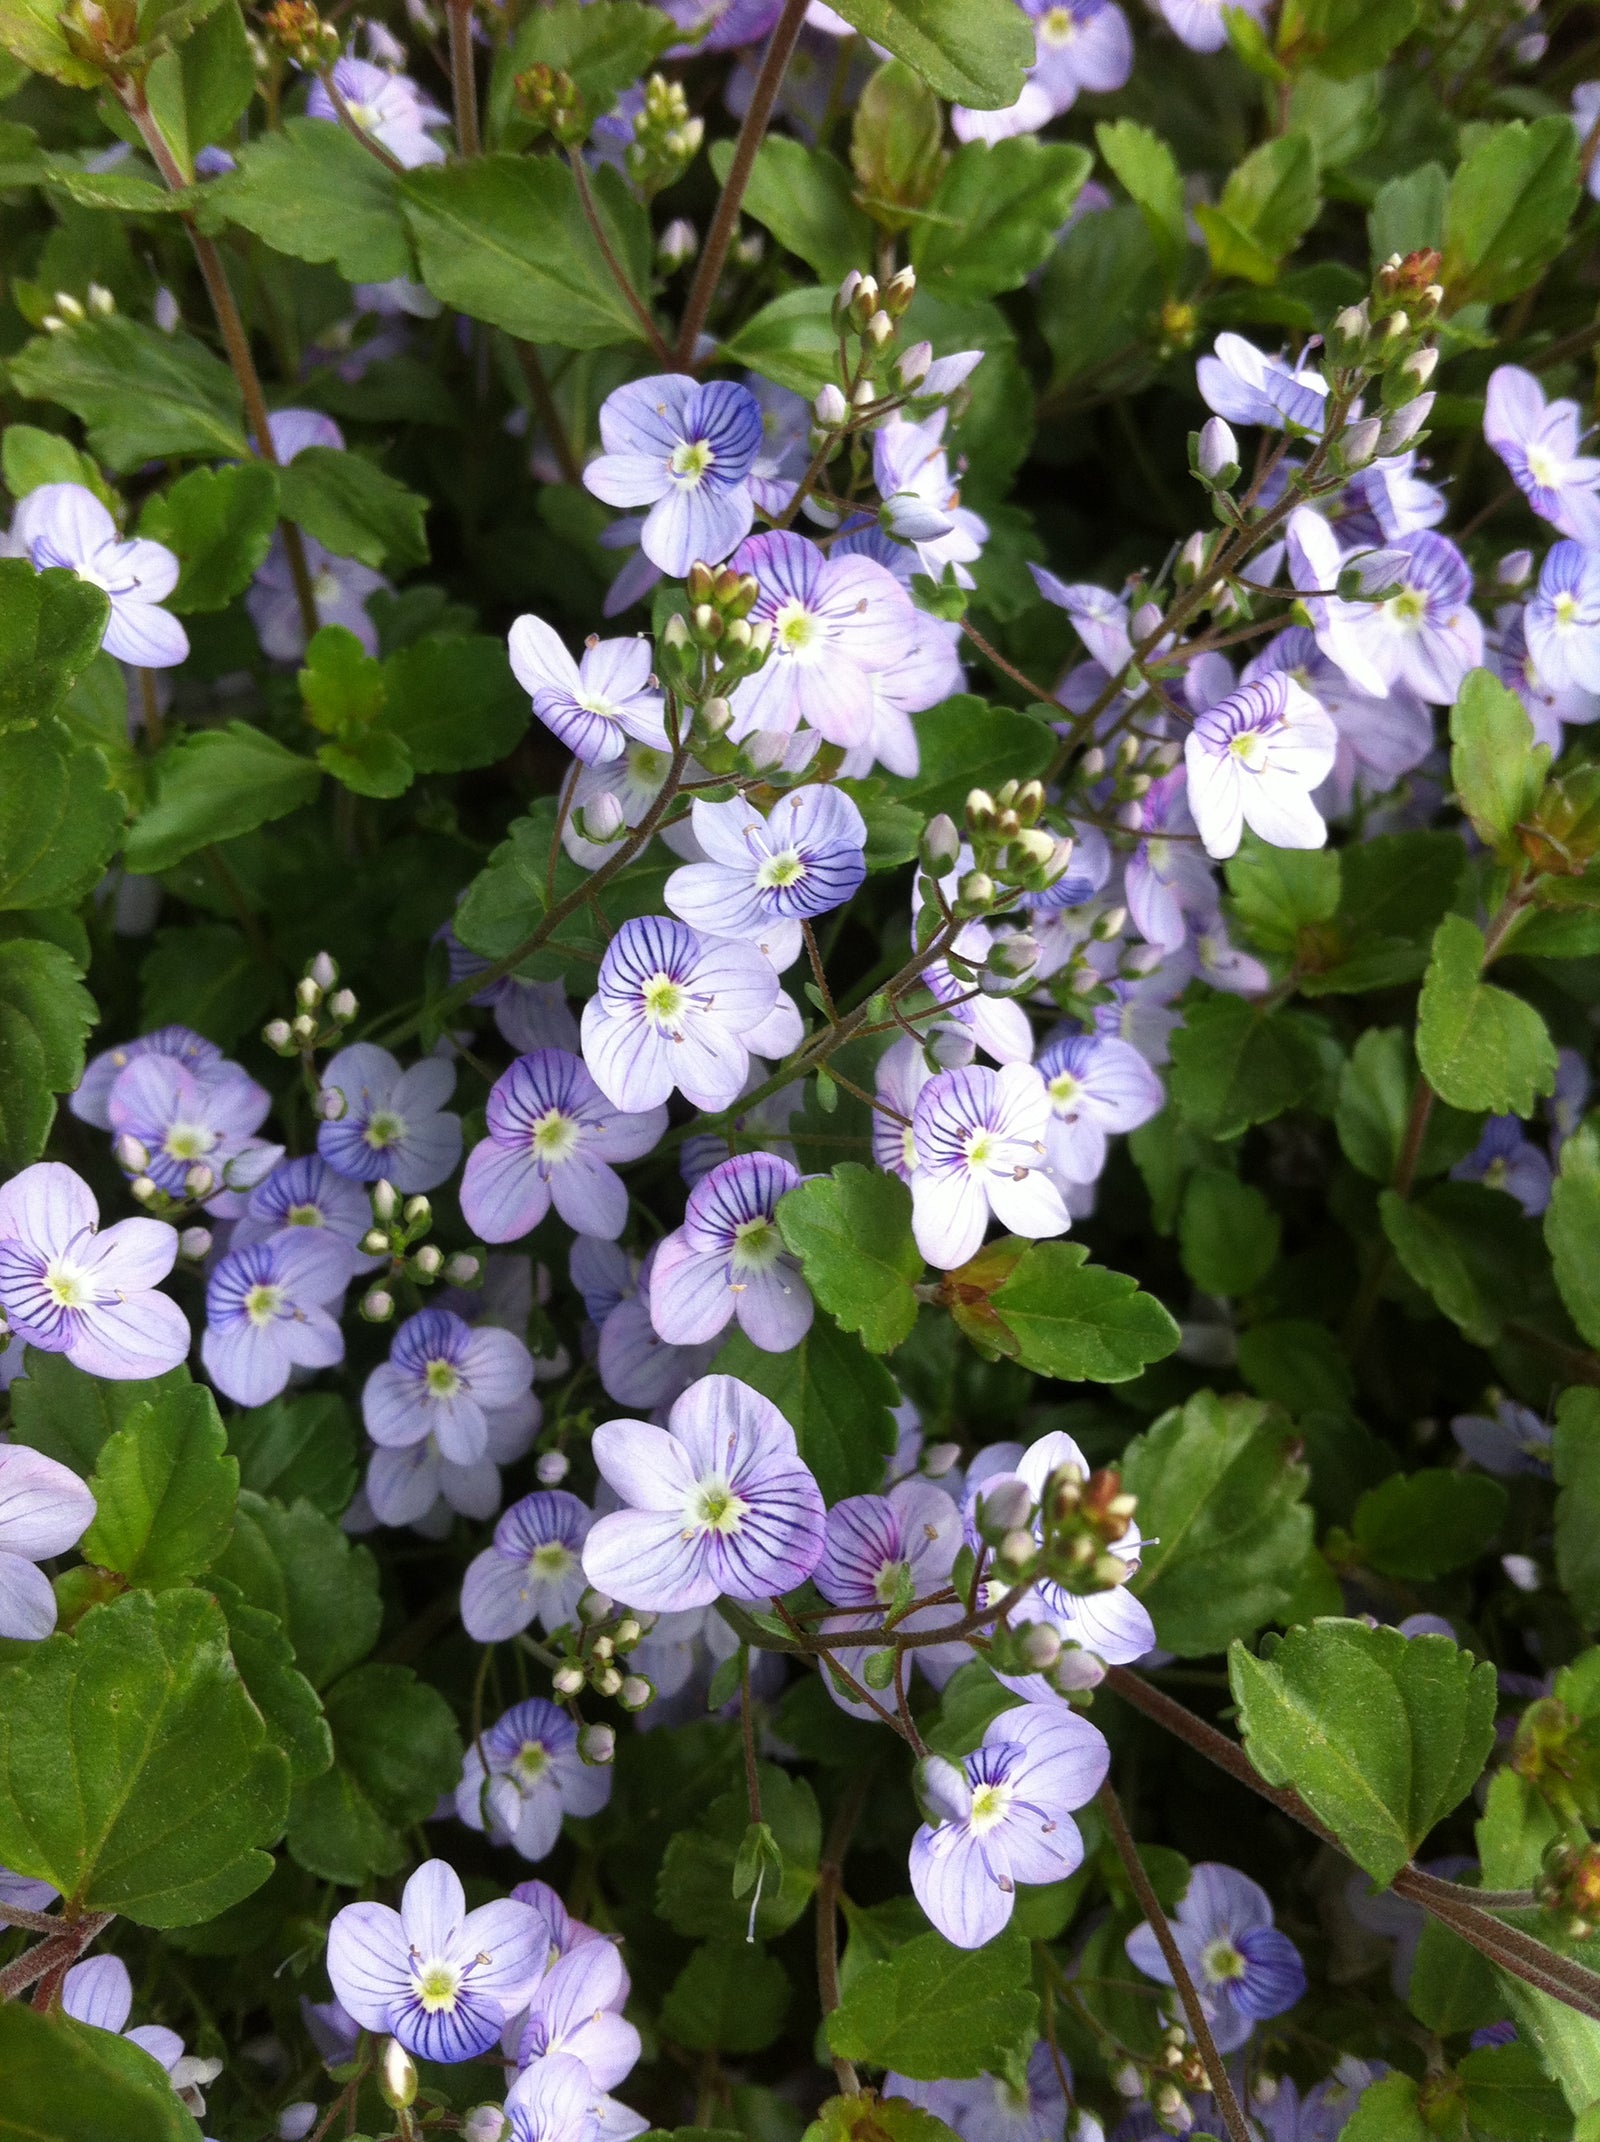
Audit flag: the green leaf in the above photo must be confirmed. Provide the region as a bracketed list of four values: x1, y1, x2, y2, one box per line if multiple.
[287, 1661, 463, 1884]
[718, 286, 840, 397]
[81, 1380, 238, 1589]
[852, 62, 945, 235]
[202, 117, 412, 283]
[0, 937, 95, 1169]
[214, 1491, 383, 1691]
[401, 155, 654, 350]
[985, 1241, 1180, 1383]
[1406, 1913, 1505, 2036]
[318, 728, 414, 800]
[1352, 1470, 1508, 1581]
[883, 697, 1054, 819]
[0, 719, 124, 911]
[1225, 834, 1341, 954]
[1036, 203, 1164, 392]
[227, 1393, 359, 1521]
[1168, 994, 1328, 1139]
[0, 557, 112, 735]
[125, 723, 321, 875]
[1547, 1123, 1600, 1350]
[1336, 1027, 1414, 1181]
[0, 2002, 204, 2142]
[826, 1926, 1038, 2080]
[1370, 160, 1449, 268]
[0, 0, 104, 86]
[1, 423, 103, 501]
[1197, 133, 1320, 286]
[1177, 1170, 1281, 1297]
[150, 0, 255, 164]
[1443, 116, 1581, 306]
[206, 1577, 332, 1787]
[1379, 1184, 1501, 1345]
[1281, 0, 1418, 77]
[139, 461, 280, 613]
[1450, 667, 1547, 860]
[1459, 2041, 1574, 2140]
[912, 139, 1093, 301]
[382, 633, 530, 772]
[712, 1317, 898, 1504]
[1555, 1387, 1600, 1631]
[9, 1353, 195, 1476]
[1121, 1390, 1314, 1657]
[822, 0, 1033, 108]
[139, 922, 276, 1050]
[0, 1587, 289, 1925]
[838, 778, 924, 873]
[278, 447, 429, 573]
[1416, 913, 1557, 1117]
[1229, 1618, 1497, 1884]
[8, 318, 247, 470]
[493, 1, 677, 136]
[657, 1765, 820, 1940]
[807, 2099, 963, 2142]
[776, 1164, 923, 1355]
[1338, 2073, 1430, 2142]
[659, 1941, 792, 2054]
[1094, 120, 1187, 284]
[710, 136, 873, 286]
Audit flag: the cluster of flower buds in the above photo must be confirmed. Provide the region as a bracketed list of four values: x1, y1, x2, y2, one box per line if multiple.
[1536, 1836, 1600, 1940]
[1320, 254, 1444, 458]
[260, 0, 340, 68]
[40, 283, 116, 335]
[627, 74, 703, 197]
[1511, 1693, 1600, 1827]
[980, 1461, 1137, 1598]
[513, 62, 587, 146]
[358, 1182, 481, 1321]
[548, 1589, 656, 1721]
[823, 267, 919, 418]
[657, 563, 771, 731]
[263, 952, 357, 1061]
[58, 0, 138, 70]
[962, 781, 1076, 904]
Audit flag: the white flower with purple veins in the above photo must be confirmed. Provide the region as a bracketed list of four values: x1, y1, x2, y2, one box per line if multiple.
[814, 1481, 968, 1714]
[515, 1941, 640, 2085]
[579, 915, 779, 1114]
[584, 374, 764, 577]
[573, 1237, 717, 1412]
[953, 0, 1131, 142]
[325, 1859, 545, 2064]
[583, 1373, 827, 1612]
[201, 1230, 354, 1406]
[1288, 507, 1483, 705]
[462, 1049, 666, 1246]
[70, 1026, 221, 1131]
[1452, 1399, 1553, 1478]
[874, 1037, 935, 1183]
[1526, 541, 1600, 695]
[62, 1955, 222, 2114]
[507, 617, 668, 767]
[1495, 606, 1600, 751]
[1449, 1115, 1553, 1216]
[247, 532, 388, 662]
[456, 1696, 612, 1861]
[0, 1162, 190, 1380]
[6, 483, 187, 667]
[1484, 364, 1600, 545]
[230, 1153, 382, 1270]
[872, 414, 989, 587]
[106, 1053, 282, 1216]
[1121, 769, 1220, 951]
[998, 1428, 1156, 1666]
[909, 1065, 1072, 1271]
[664, 785, 868, 972]
[650, 1152, 812, 1353]
[461, 1488, 592, 1641]
[505, 2053, 602, 2142]
[1197, 331, 1328, 432]
[1035, 1031, 1165, 1186]
[306, 58, 448, 166]
[317, 1043, 463, 1192]
[1126, 1861, 1306, 2052]
[725, 530, 920, 748]
[1244, 625, 1434, 818]
[0, 1443, 95, 1640]
[911, 1699, 1110, 1949]
[365, 1306, 535, 1472]
[1184, 672, 1338, 861]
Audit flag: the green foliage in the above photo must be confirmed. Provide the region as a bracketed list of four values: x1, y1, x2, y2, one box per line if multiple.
[1279, 0, 1418, 76]
[80, 1378, 239, 1588]
[287, 1662, 462, 1883]
[1555, 1388, 1600, 1631]
[0, 2002, 204, 2142]
[1443, 117, 1581, 305]
[1094, 120, 1187, 283]
[203, 118, 411, 282]
[822, 0, 1034, 109]
[1177, 1168, 1280, 1296]
[1450, 669, 1548, 862]
[1167, 993, 1329, 1137]
[659, 1941, 792, 2053]
[657, 1764, 820, 1941]
[494, 2, 677, 136]
[0, 558, 112, 734]
[713, 1318, 898, 1503]
[1196, 133, 1320, 284]
[911, 140, 1093, 300]
[8, 319, 247, 469]
[715, 137, 874, 285]
[138, 922, 275, 1048]
[1352, 1469, 1509, 1581]
[225, 1393, 360, 1520]
[278, 448, 430, 573]
[826, 1927, 1038, 2080]
[0, 935, 95, 1167]
[125, 724, 321, 875]
[884, 699, 1055, 818]
[1547, 1124, 1600, 1350]
[777, 1164, 923, 1355]
[214, 1491, 382, 1692]
[0, 1588, 289, 1925]
[139, 462, 280, 614]
[976, 1241, 1180, 1382]
[1230, 1620, 1497, 1884]
[1121, 1389, 1313, 1656]
[1416, 913, 1558, 1117]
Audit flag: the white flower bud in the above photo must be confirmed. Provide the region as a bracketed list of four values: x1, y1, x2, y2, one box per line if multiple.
[179, 1226, 212, 1261]
[553, 1663, 585, 1696]
[463, 2109, 509, 2142]
[114, 1133, 150, 1174]
[579, 1587, 613, 1623]
[1081, 746, 1106, 778]
[1497, 548, 1534, 589]
[1196, 415, 1238, 482]
[1340, 415, 1382, 468]
[360, 1287, 395, 1322]
[922, 1441, 961, 1478]
[372, 1179, 398, 1222]
[978, 1478, 1033, 1538]
[836, 269, 862, 311]
[897, 339, 932, 387]
[130, 1175, 158, 1205]
[403, 1195, 431, 1226]
[864, 308, 894, 347]
[328, 988, 357, 1022]
[619, 1675, 653, 1710]
[594, 1664, 624, 1696]
[411, 1244, 443, 1277]
[184, 1163, 215, 1199]
[263, 1018, 293, 1051]
[615, 1616, 642, 1647]
[579, 789, 626, 843]
[377, 2038, 417, 2111]
[814, 383, 848, 426]
[153, 286, 180, 333]
[86, 281, 115, 316]
[1093, 905, 1128, 941]
[1130, 600, 1163, 643]
[290, 1012, 318, 1044]
[309, 951, 338, 991]
[1053, 1646, 1107, 1691]
[278, 2105, 318, 2142]
[580, 1722, 617, 1764]
[1377, 392, 1434, 453]
[295, 975, 323, 1011]
[536, 1450, 571, 1485]
[443, 1251, 481, 1286]
[314, 1084, 346, 1120]
[54, 291, 85, 322]
[658, 216, 698, 268]
[851, 379, 877, 409]
[362, 1228, 391, 1256]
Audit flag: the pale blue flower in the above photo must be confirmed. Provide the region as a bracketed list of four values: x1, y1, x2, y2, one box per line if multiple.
[7, 483, 186, 667]
[0, 1162, 189, 1381]
[1126, 1862, 1306, 2052]
[0, 1442, 96, 1641]
[318, 1043, 462, 1192]
[665, 784, 867, 971]
[649, 1151, 812, 1351]
[455, 1697, 612, 1861]
[585, 375, 763, 577]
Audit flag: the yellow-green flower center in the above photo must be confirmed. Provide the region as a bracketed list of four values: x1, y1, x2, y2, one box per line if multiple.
[163, 1122, 216, 1162]
[245, 1283, 283, 1326]
[44, 1261, 90, 1310]
[643, 973, 685, 1025]
[286, 1201, 324, 1227]
[414, 1961, 461, 2012]
[968, 1781, 1011, 1833]
[531, 1108, 579, 1163]
[670, 439, 713, 486]
[424, 1359, 461, 1399]
[757, 849, 806, 890]
[775, 600, 817, 652]
[688, 1478, 750, 1536]
[364, 1109, 405, 1150]
[1202, 1938, 1246, 1984]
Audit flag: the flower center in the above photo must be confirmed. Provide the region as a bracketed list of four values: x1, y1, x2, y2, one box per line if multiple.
[414, 1961, 461, 2012]
[756, 849, 807, 890]
[968, 1781, 1012, 1833]
[1526, 444, 1560, 489]
[1040, 4, 1077, 41]
[163, 1121, 216, 1162]
[531, 1108, 580, 1163]
[1047, 1071, 1082, 1109]
[670, 438, 714, 487]
[1228, 728, 1270, 770]
[575, 694, 622, 726]
[245, 1283, 283, 1326]
[1201, 1938, 1246, 1984]
[1389, 586, 1426, 625]
[530, 1542, 574, 1579]
[775, 600, 818, 652]
[899, 1125, 918, 1172]
[514, 1738, 550, 1783]
[364, 1109, 405, 1150]
[44, 1260, 90, 1310]
[424, 1358, 461, 1399]
[964, 1130, 996, 1169]
[1555, 591, 1581, 627]
[286, 1201, 324, 1226]
[313, 568, 344, 606]
[643, 973, 685, 1026]
[731, 1215, 781, 1272]
[874, 1557, 911, 1605]
[688, 1477, 750, 1536]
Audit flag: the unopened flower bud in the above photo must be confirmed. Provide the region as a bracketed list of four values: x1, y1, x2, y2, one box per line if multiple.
[920, 813, 961, 874]
[1093, 904, 1128, 940]
[1008, 827, 1056, 873]
[86, 281, 114, 316]
[464, 2108, 509, 2142]
[1054, 1646, 1107, 1691]
[362, 1228, 390, 1256]
[1130, 600, 1163, 643]
[328, 988, 357, 1022]
[443, 1251, 481, 1286]
[184, 1163, 214, 1200]
[296, 975, 323, 1011]
[54, 291, 85, 323]
[308, 951, 338, 991]
[580, 1722, 617, 1764]
[360, 1287, 394, 1322]
[897, 339, 932, 387]
[1000, 1527, 1036, 1568]
[836, 269, 863, 313]
[615, 1616, 642, 1647]
[864, 309, 894, 348]
[594, 1664, 624, 1696]
[372, 1179, 398, 1222]
[977, 1477, 1033, 1540]
[179, 1226, 212, 1261]
[411, 1243, 443, 1277]
[313, 1085, 346, 1121]
[985, 933, 1039, 980]
[1196, 415, 1238, 484]
[884, 265, 916, 316]
[922, 1441, 961, 1478]
[957, 869, 994, 911]
[1377, 393, 1433, 454]
[377, 2038, 417, 2112]
[263, 1018, 293, 1051]
[851, 379, 877, 410]
[579, 1586, 613, 1623]
[403, 1196, 431, 1226]
[619, 1675, 653, 1710]
[658, 217, 697, 269]
[290, 1012, 318, 1044]
[1497, 548, 1534, 590]
[1081, 746, 1106, 778]
[1340, 415, 1382, 468]
[537, 1450, 571, 1485]
[553, 1663, 585, 1696]
[1019, 1623, 1061, 1671]
[694, 695, 734, 742]
[814, 383, 848, 427]
[114, 1133, 150, 1174]
[130, 1175, 158, 1204]
[848, 273, 879, 326]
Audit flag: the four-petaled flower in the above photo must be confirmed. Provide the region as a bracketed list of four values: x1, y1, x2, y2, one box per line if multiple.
[0, 1162, 190, 1380]
[585, 375, 764, 577]
[462, 1049, 666, 1245]
[106, 1052, 282, 1215]
[317, 1043, 463, 1193]
[455, 1696, 613, 1861]
[580, 916, 779, 1114]
[201, 1230, 355, 1406]
[909, 1066, 1072, 1271]
[0, 1442, 96, 1640]
[1035, 1031, 1165, 1186]
[71, 1025, 222, 1132]
[364, 1306, 536, 1470]
[664, 785, 868, 972]
[582, 1373, 826, 1611]
[325, 1859, 544, 2062]
[649, 1151, 813, 1352]
[1126, 1861, 1307, 2051]
[1484, 364, 1600, 546]
[1526, 540, 1600, 695]
[1184, 672, 1338, 860]
[507, 617, 669, 766]
[7, 482, 187, 667]
[461, 1488, 593, 1641]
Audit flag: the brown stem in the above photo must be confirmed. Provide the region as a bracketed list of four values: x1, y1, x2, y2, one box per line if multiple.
[137, 667, 165, 750]
[566, 150, 674, 367]
[447, 0, 481, 158]
[119, 82, 320, 648]
[515, 342, 585, 486]
[675, 0, 811, 367]
[740, 1647, 764, 1826]
[0, 1911, 113, 2005]
[816, 1772, 871, 2097]
[1392, 1075, 1438, 1201]
[0, 1903, 62, 1937]
[959, 617, 1058, 708]
[1097, 1783, 1252, 2142]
